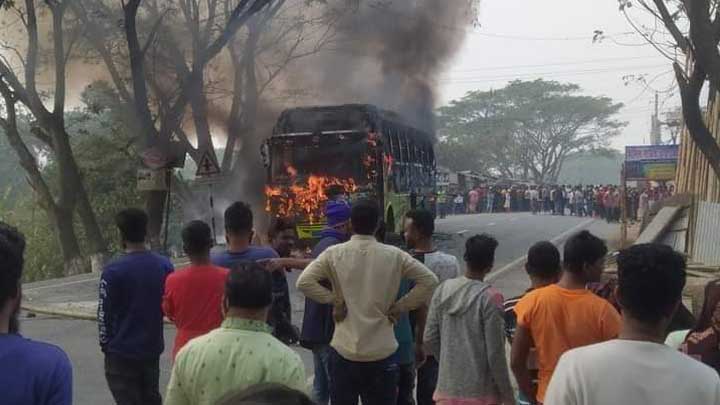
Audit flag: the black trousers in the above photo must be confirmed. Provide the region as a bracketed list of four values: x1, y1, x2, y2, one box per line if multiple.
[397, 362, 416, 405]
[104, 354, 161, 405]
[329, 348, 399, 405]
[416, 356, 439, 405]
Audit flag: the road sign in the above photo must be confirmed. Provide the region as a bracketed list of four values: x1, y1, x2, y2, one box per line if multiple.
[137, 169, 168, 191]
[196, 150, 221, 177]
[141, 147, 168, 170]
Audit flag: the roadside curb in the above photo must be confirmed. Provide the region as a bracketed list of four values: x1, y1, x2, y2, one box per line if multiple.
[21, 304, 179, 324]
[21, 304, 97, 322]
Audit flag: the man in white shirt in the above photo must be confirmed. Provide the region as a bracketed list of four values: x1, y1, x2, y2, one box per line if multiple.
[297, 199, 438, 405]
[545, 244, 720, 405]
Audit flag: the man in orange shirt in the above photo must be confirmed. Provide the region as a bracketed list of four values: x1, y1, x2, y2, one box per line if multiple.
[163, 221, 229, 359]
[511, 230, 621, 404]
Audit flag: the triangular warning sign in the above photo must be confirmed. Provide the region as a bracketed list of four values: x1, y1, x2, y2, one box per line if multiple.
[196, 150, 221, 177]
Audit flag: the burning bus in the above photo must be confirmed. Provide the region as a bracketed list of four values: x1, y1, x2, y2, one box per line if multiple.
[263, 104, 436, 240]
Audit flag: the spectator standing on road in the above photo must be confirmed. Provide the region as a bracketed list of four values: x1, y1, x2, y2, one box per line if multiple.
[0, 222, 73, 405]
[453, 194, 464, 215]
[260, 201, 355, 405]
[486, 187, 495, 213]
[163, 221, 228, 360]
[99, 209, 174, 405]
[166, 264, 306, 405]
[639, 188, 650, 221]
[267, 217, 300, 345]
[424, 234, 515, 405]
[404, 209, 461, 405]
[213, 201, 279, 269]
[297, 199, 438, 405]
[468, 188, 479, 214]
[575, 188, 585, 217]
[300, 201, 352, 405]
[394, 277, 417, 405]
[511, 230, 621, 404]
[680, 280, 720, 372]
[545, 244, 720, 405]
[503, 241, 561, 405]
[530, 187, 540, 215]
[212, 202, 279, 330]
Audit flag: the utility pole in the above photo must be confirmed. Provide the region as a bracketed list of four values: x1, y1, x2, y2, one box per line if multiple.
[650, 92, 661, 145]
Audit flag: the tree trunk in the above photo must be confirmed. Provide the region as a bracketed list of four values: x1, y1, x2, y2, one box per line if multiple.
[146, 190, 167, 250]
[49, 205, 88, 276]
[674, 63, 720, 179]
[47, 121, 108, 265]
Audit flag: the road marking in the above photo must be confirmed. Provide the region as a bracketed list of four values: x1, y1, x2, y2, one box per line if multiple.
[487, 223, 496, 226]
[24, 277, 99, 292]
[486, 218, 595, 282]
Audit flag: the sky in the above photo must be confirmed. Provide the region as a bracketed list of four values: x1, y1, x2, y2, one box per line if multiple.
[438, 0, 680, 151]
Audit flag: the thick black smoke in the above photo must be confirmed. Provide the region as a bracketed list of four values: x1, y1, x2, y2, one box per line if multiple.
[294, 0, 476, 135]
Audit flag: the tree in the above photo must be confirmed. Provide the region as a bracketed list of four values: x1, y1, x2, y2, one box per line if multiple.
[70, 0, 335, 245]
[0, 0, 108, 274]
[618, 0, 720, 178]
[437, 80, 626, 184]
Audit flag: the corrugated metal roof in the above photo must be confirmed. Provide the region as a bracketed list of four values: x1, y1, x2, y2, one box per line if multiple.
[660, 207, 689, 253]
[693, 201, 720, 266]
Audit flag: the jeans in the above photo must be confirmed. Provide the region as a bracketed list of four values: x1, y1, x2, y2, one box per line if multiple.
[329, 348, 399, 405]
[312, 345, 333, 405]
[104, 354, 161, 405]
[417, 356, 439, 405]
[397, 362, 416, 405]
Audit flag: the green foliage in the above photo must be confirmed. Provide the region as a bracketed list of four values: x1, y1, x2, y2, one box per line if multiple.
[1, 202, 66, 282]
[1, 81, 148, 280]
[436, 79, 626, 183]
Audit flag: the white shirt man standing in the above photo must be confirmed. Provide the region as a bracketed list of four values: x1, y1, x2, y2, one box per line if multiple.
[297, 199, 438, 405]
[545, 244, 720, 405]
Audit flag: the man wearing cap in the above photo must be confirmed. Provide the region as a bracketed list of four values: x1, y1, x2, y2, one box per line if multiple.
[260, 200, 352, 405]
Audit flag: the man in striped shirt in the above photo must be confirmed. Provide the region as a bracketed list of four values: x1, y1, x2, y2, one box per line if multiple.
[503, 241, 561, 404]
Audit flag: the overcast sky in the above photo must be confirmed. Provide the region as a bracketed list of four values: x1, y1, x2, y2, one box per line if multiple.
[438, 0, 680, 151]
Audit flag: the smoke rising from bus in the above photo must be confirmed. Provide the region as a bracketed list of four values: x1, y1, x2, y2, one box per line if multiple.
[295, 0, 476, 136]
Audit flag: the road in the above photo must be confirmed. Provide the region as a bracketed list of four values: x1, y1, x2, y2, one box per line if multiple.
[19, 212, 618, 405]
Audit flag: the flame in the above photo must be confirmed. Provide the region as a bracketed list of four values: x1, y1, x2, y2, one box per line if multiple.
[265, 175, 357, 223]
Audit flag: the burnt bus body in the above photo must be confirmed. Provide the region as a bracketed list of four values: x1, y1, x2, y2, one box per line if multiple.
[264, 104, 436, 240]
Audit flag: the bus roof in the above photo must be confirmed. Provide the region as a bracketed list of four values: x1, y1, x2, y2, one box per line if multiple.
[272, 104, 433, 144]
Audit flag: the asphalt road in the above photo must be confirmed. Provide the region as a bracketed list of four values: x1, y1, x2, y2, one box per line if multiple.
[19, 212, 618, 405]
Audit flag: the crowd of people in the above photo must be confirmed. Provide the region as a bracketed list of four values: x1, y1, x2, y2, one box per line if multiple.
[2, 192, 720, 405]
[438, 184, 675, 224]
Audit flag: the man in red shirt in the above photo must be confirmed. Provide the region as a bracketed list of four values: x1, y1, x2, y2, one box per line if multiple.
[163, 220, 229, 359]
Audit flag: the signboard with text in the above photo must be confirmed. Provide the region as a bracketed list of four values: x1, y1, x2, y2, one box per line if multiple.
[625, 145, 679, 181]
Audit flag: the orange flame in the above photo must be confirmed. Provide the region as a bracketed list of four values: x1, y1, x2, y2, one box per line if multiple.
[265, 175, 357, 223]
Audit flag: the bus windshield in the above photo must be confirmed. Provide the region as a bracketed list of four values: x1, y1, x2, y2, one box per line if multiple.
[270, 132, 370, 184]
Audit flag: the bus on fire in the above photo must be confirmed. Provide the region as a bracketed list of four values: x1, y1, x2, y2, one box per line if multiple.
[262, 104, 436, 240]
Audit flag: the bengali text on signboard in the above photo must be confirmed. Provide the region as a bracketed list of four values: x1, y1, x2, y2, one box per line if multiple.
[625, 145, 679, 181]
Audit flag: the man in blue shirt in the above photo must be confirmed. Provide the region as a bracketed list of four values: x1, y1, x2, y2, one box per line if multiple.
[99, 209, 173, 405]
[212, 201, 279, 268]
[0, 222, 73, 405]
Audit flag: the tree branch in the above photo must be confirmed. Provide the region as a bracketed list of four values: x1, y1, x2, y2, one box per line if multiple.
[650, 0, 691, 52]
[48, 0, 68, 116]
[674, 61, 720, 177]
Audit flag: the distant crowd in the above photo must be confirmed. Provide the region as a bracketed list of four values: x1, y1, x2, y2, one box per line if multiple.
[437, 184, 675, 223]
[2, 192, 720, 405]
